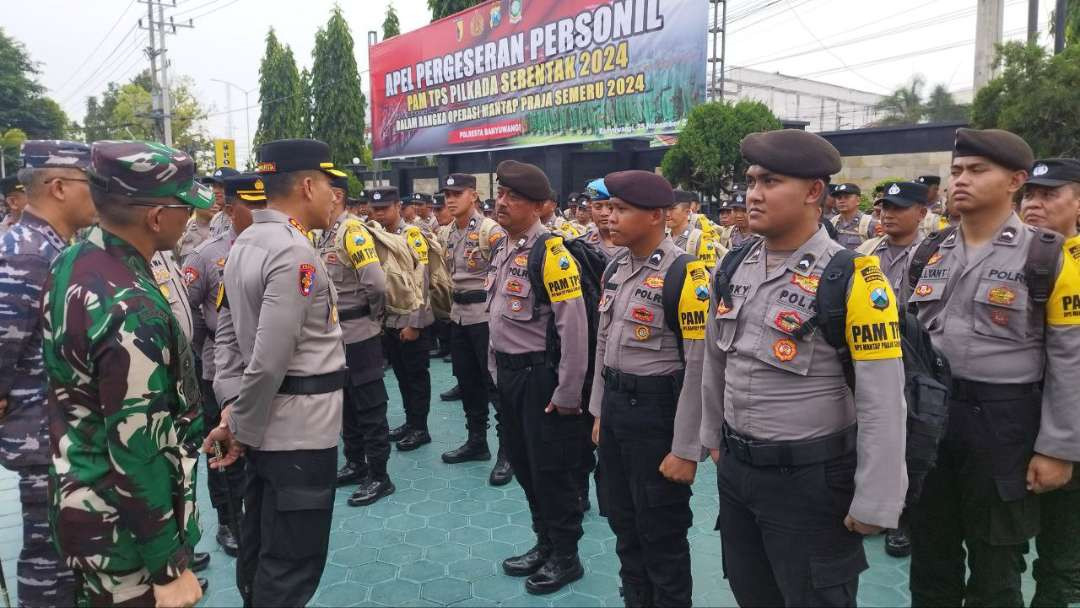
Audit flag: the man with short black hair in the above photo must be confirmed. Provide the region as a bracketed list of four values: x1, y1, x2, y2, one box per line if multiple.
[830, 182, 878, 249]
[857, 181, 928, 304]
[916, 174, 943, 213]
[1, 176, 27, 232]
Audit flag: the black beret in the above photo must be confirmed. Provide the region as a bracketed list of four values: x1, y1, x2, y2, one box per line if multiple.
[201, 166, 240, 185]
[916, 175, 941, 186]
[496, 160, 551, 202]
[366, 186, 400, 207]
[1026, 158, 1080, 187]
[741, 129, 841, 178]
[834, 183, 861, 196]
[953, 128, 1034, 172]
[440, 173, 476, 192]
[672, 189, 698, 204]
[604, 170, 674, 209]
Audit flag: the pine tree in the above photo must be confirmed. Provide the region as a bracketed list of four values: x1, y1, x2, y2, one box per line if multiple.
[310, 6, 368, 167]
[301, 68, 313, 138]
[427, 0, 485, 21]
[253, 28, 306, 150]
[383, 3, 400, 39]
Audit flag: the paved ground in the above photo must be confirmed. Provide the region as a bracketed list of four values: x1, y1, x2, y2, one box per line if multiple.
[0, 357, 1040, 607]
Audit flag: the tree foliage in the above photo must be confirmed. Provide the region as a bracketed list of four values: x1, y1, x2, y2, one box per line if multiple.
[254, 29, 306, 149]
[874, 75, 970, 126]
[383, 3, 401, 39]
[661, 101, 782, 199]
[78, 71, 209, 151]
[300, 68, 314, 138]
[972, 41, 1080, 157]
[0, 28, 69, 174]
[427, 0, 485, 21]
[310, 6, 369, 168]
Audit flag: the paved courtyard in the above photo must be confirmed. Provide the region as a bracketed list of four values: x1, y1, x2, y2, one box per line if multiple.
[0, 358, 1040, 607]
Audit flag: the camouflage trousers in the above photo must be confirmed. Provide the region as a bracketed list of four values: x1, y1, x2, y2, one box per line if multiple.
[73, 567, 154, 607]
[15, 466, 75, 608]
[1032, 486, 1080, 607]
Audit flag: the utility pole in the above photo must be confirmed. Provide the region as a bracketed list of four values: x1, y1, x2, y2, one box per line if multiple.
[1028, 0, 1040, 44]
[1054, 0, 1067, 53]
[138, 0, 193, 147]
[707, 0, 728, 102]
[973, 0, 1004, 92]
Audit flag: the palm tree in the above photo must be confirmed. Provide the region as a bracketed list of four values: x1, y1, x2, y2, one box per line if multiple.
[923, 84, 970, 123]
[874, 75, 927, 126]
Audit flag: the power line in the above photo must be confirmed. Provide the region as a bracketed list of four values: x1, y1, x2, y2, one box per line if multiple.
[58, 25, 140, 103]
[172, 0, 227, 17]
[188, 0, 242, 21]
[60, 29, 143, 104]
[54, 0, 137, 94]
[785, 3, 891, 92]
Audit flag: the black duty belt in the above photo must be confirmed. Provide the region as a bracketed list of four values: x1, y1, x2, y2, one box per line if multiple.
[950, 378, 1040, 402]
[338, 304, 372, 322]
[602, 367, 683, 395]
[452, 290, 487, 304]
[722, 423, 857, 467]
[278, 369, 347, 395]
[493, 351, 546, 371]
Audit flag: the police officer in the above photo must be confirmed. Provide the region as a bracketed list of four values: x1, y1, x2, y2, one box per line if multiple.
[438, 173, 513, 485]
[1018, 156, 1080, 607]
[368, 186, 435, 451]
[907, 130, 1080, 607]
[0, 140, 94, 608]
[540, 194, 581, 237]
[1, 176, 27, 232]
[572, 193, 593, 231]
[182, 174, 268, 555]
[723, 190, 755, 249]
[589, 170, 709, 606]
[488, 160, 590, 594]
[178, 197, 215, 259]
[669, 189, 726, 269]
[412, 192, 438, 232]
[44, 140, 210, 608]
[204, 138, 347, 607]
[701, 129, 907, 606]
[400, 191, 420, 225]
[205, 167, 239, 235]
[347, 187, 370, 220]
[916, 175, 943, 214]
[482, 198, 496, 219]
[433, 192, 453, 228]
[856, 181, 929, 306]
[582, 179, 627, 259]
[830, 183, 879, 249]
[319, 176, 396, 507]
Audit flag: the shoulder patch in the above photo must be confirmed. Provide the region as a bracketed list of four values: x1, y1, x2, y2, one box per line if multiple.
[344, 223, 379, 269]
[845, 255, 902, 360]
[405, 226, 429, 265]
[299, 263, 315, 296]
[678, 259, 710, 339]
[541, 236, 582, 302]
[1047, 235, 1080, 326]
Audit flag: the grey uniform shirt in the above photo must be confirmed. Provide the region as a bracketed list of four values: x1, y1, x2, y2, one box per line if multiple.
[384, 219, 435, 330]
[587, 238, 707, 462]
[832, 212, 880, 250]
[858, 235, 923, 305]
[448, 212, 506, 326]
[582, 225, 627, 259]
[182, 228, 233, 380]
[486, 220, 589, 409]
[150, 250, 193, 342]
[319, 211, 387, 345]
[178, 216, 211, 259]
[909, 214, 1080, 462]
[209, 210, 232, 238]
[216, 208, 346, 451]
[700, 227, 908, 528]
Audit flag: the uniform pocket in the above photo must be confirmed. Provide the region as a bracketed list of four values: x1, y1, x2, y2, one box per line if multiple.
[809, 550, 868, 593]
[641, 480, 693, 541]
[501, 276, 534, 321]
[267, 486, 334, 559]
[620, 302, 665, 351]
[755, 303, 817, 375]
[972, 279, 1028, 340]
[714, 297, 743, 351]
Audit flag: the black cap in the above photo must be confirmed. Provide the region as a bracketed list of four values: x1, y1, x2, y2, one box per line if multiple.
[408, 192, 433, 205]
[482, 199, 495, 211]
[496, 160, 551, 202]
[366, 186, 400, 207]
[916, 175, 941, 186]
[201, 166, 241, 185]
[604, 170, 674, 209]
[720, 190, 746, 209]
[440, 173, 476, 192]
[256, 139, 347, 177]
[954, 128, 1034, 172]
[828, 183, 840, 195]
[740, 129, 842, 178]
[834, 183, 861, 196]
[330, 175, 349, 192]
[224, 173, 268, 203]
[1025, 158, 1080, 188]
[879, 181, 928, 208]
[432, 192, 446, 208]
[673, 189, 699, 204]
[2, 176, 23, 196]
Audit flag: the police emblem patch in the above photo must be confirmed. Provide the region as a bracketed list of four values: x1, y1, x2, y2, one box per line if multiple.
[791, 274, 820, 294]
[887, 183, 901, 196]
[774, 310, 802, 333]
[506, 279, 523, 293]
[870, 287, 890, 310]
[559, 255, 570, 270]
[631, 307, 654, 323]
[299, 263, 315, 296]
[644, 276, 664, 288]
[510, 298, 523, 312]
[772, 338, 797, 362]
[182, 266, 199, 286]
[353, 233, 366, 246]
[695, 285, 710, 301]
[326, 253, 338, 264]
[915, 284, 934, 297]
[514, 255, 528, 267]
[633, 325, 651, 340]
[988, 286, 1016, 306]
[467, 231, 479, 241]
[927, 252, 943, 266]
[990, 308, 1010, 326]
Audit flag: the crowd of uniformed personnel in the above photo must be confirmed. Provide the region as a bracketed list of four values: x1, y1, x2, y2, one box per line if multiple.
[0, 125, 1078, 608]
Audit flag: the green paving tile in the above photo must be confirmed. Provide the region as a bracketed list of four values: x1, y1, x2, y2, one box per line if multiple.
[422, 577, 472, 605]
[448, 524, 492, 545]
[448, 557, 496, 580]
[331, 544, 379, 567]
[371, 579, 421, 604]
[400, 559, 447, 583]
[316, 581, 370, 607]
[472, 573, 526, 602]
[410, 500, 450, 517]
[470, 539, 516, 563]
[406, 527, 451, 547]
[348, 560, 398, 585]
[386, 513, 426, 531]
[378, 542, 424, 566]
[426, 542, 471, 565]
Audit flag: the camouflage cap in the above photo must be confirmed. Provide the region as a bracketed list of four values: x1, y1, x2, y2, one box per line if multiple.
[88, 141, 213, 209]
[20, 140, 92, 169]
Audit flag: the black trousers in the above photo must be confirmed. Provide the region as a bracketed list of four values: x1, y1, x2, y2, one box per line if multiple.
[342, 336, 391, 479]
[909, 385, 1042, 608]
[450, 321, 499, 434]
[1032, 486, 1080, 607]
[199, 376, 245, 525]
[237, 447, 336, 608]
[716, 449, 867, 607]
[496, 357, 588, 556]
[383, 326, 432, 431]
[599, 384, 693, 607]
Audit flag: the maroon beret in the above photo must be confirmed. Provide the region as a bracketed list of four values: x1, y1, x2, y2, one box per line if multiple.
[604, 170, 674, 208]
[740, 129, 842, 178]
[953, 128, 1034, 172]
[496, 160, 550, 202]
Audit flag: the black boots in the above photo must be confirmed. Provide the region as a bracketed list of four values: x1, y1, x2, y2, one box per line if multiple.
[524, 554, 584, 595]
[348, 476, 396, 507]
[388, 423, 410, 442]
[440, 385, 463, 401]
[216, 524, 239, 557]
[396, 429, 432, 451]
[488, 446, 513, 486]
[442, 431, 491, 464]
[335, 461, 367, 487]
[502, 543, 552, 576]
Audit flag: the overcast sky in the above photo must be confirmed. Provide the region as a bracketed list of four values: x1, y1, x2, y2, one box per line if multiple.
[5, 0, 1053, 163]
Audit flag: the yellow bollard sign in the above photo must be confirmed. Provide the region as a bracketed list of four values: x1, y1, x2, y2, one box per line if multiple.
[214, 139, 237, 168]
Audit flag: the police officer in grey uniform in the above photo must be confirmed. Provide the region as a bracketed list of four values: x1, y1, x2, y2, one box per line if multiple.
[831, 183, 879, 249]
[204, 138, 347, 608]
[701, 129, 908, 606]
[907, 129, 1080, 607]
[320, 176, 395, 507]
[581, 182, 627, 259]
[182, 173, 268, 556]
[589, 170, 709, 606]
[369, 186, 435, 451]
[723, 190, 755, 250]
[856, 181, 929, 307]
[487, 160, 591, 595]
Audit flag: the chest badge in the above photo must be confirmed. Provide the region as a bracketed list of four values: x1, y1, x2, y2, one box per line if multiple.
[927, 252, 943, 266]
[506, 279, 523, 294]
[509, 298, 524, 312]
[631, 307, 654, 323]
[915, 284, 934, 297]
[772, 338, 798, 362]
[774, 310, 802, 333]
[990, 308, 1010, 326]
[643, 276, 664, 289]
[299, 263, 315, 296]
[514, 254, 528, 267]
[216, 257, 226, 267]
[182, 267, 199, 286]
[987, 286, 1016, 306]
[633, 325, 651, 340]
[790, 274, 820, 295]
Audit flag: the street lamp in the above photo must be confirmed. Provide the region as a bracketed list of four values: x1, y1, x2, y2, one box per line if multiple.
[210, 78, 255, 168]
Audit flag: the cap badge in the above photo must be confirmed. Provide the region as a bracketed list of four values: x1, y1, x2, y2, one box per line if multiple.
[1033, 164, 1049, 176]
[254, 178, 264, 191]
[446, 177, 455, 185]
[214, 170, 222, 177]
[373, 192, 382, 201]
[887, 183, 901, 196]
[838, 184, 846, 191]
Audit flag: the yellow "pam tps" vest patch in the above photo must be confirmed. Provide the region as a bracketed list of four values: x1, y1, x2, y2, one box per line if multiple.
[1048, 234, 1080, 326]
[404, 226, 429, 265]
[343, 221, 379, 269]
[541, 237, 582, 302]
[845, 255, 902, 361]
[678, 259, 710, 340]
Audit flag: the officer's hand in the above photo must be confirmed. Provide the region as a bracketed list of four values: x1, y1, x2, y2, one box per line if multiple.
[0, 397, 7, 419]
[153, 568, 202, 608]
[843, 515, 883, 536]
[591, 417, 600, 446]
[400, 327, 420, 342]
[544, 402, 581, 416]
[1027, 454, 1074, 494]
[709, 449, 720, 463]
[202, 425, 244, 469]
[659, 453, 697, 485]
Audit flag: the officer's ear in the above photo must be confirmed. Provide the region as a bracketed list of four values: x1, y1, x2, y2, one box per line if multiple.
[805, 179, 827, 208]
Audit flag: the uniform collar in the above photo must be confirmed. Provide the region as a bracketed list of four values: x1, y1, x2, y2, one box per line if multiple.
[510, 220, 545, 251]
[18, 209, 68, 252]
[947, 212, 1024, 249]
[89, 225, 154, 282]
[876, 233, 923, 253]
[453, 211, 484, 234]
[781, 226, 834, 276]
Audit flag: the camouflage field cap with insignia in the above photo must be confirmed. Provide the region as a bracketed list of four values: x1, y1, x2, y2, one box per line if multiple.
[224, 173, 268, 203]
[87, 140, 213, 209]
[20, 140, 92, 169]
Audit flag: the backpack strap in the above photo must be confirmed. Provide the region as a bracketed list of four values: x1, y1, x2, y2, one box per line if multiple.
[601, 250, 630, 289]
[713, 237, 762, 309]
[859, 214, 873, 238]
[1026, 228, 1064, 308]
[477, 217, 499, 261]
[527, 232, 553, 308]
[796, 248, 859, 392]
[662, 253, 696, 366]
[907, 226, 957, 294]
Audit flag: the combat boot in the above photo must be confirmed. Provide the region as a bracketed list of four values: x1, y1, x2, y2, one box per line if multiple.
[348, 476, 396, 507]
[489, 446, 514, 486]
[442, 430, 490, 463]
[503, 541, 552, 576]
[388, 423, 410, 442]
[525, 554, 584, 595]
[335, 461, 368, 487]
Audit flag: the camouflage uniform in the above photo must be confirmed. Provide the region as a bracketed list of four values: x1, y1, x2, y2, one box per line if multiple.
[42, 141, 212, 606]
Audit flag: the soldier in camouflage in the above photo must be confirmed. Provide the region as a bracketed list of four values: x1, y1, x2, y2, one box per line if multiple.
[0, 140, 95, 608]
[42, 141, 213, 608]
